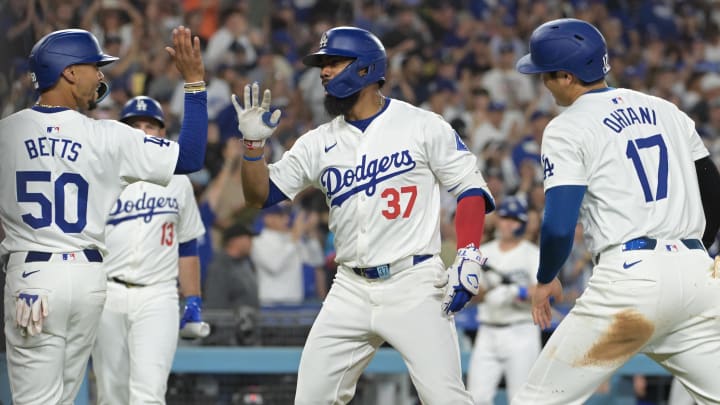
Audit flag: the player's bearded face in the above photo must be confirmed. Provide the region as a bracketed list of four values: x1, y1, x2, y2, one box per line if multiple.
[324, 91, 361, 117]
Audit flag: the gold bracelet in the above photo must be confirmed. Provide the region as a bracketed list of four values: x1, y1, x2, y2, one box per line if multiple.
[184, 86, 206, 94]
[184, 80, 206, 88]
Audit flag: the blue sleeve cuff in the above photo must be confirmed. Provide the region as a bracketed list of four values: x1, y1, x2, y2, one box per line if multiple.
[175, 91, 208, 174]
[457, 188, 495, 213]
[263, 179, 290, 208]
[517, 286, 528, 300]
[179, 239, 199, 257]
[536, 185, 586, 284]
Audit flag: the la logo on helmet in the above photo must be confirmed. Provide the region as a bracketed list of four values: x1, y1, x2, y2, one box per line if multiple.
[136, 99, 147, 111]
[602, 53, 610, 75]
[319, 32, 328, 49]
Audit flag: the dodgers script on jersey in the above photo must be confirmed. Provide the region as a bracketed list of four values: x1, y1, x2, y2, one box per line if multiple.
[268, 98, 490, 267]
[104, 175, 205, 285]
[541, 88, 708, 254]
[0, 108, 179, 254]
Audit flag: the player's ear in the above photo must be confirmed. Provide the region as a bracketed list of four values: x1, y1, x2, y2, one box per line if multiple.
[61, 66, 77, 85]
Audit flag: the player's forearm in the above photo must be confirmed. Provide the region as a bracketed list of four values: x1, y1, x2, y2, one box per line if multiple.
[178, 256, 202, 298]
[174, 90, 208, 174]
[241, 149, 270, 208]
[537, 185, 586, 284]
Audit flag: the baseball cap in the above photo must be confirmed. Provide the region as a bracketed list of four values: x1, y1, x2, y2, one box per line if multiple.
[429, 78, 457, 94]
[530, 110, 551, 121]
[488, 101, 506, 112]
[262, 203, 293, 216]
[222, 222, 256, 244]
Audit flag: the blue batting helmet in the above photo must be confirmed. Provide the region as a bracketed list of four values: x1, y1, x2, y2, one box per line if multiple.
[302, 26, 386, 98]
[516, 18, 610, 83]
[497, 196, 528, 238]
[29, 29, 118, 93]
[120, 96, 165, 128]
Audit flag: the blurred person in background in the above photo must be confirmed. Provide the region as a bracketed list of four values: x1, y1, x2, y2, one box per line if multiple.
[92, 96, 206, 405]
[467, 196, 540, 405]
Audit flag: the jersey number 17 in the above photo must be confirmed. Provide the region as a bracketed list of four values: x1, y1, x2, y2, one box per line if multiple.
[626, 134, 668, 203]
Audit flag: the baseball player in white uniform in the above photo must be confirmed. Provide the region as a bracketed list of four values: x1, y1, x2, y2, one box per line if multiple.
[0, 26, 208, 404]
[512, 19, 720, 404]
[466, 196, 540, 405]
[233, 27, 495, 404]
[90, 96, 207, 404]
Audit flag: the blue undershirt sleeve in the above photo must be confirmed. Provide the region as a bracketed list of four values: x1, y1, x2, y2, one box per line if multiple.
[263, 179, 291, 208]
[537, 185, 587, 284]
[174, 91, 208, 174]
[179, 239, 199, 257]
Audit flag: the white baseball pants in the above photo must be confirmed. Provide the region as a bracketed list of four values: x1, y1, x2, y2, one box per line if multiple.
[91, 279, 179, 405]
[513, 242, 720, 404]
[295, 257, 473, 405]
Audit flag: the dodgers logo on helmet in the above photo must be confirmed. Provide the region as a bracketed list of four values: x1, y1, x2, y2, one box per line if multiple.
[120, 96, 165, 128]
[516, 18, 609, 83]
[497, 196, 528, 223]
[28, 29, 118, 92]
[302, 26, 387, 98]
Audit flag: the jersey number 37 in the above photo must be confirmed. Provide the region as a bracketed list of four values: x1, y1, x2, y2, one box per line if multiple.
[16, 170, 89, 233]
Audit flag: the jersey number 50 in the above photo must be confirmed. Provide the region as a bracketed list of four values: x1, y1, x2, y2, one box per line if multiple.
[626, 134, 668, 203]
[16, 171, 88, 233]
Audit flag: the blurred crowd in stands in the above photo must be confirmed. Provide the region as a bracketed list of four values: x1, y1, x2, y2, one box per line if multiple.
[3, 0, 720, 334]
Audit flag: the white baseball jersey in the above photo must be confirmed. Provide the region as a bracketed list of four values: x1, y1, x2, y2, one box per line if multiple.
[477, 240, 538, 324]
[0, 108, 179, 254]
[269, 98, 491, 267]
[103, 175, 205, 285]
[541, 87, 708, 254]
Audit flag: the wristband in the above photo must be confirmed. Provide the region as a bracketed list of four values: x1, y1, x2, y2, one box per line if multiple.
[243, 139, 265, 150]
[243, 154, 264, 162]
[517, 286, 528, 301]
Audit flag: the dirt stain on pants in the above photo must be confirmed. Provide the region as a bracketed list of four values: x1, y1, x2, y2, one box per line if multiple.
[574, 309, 655, 367]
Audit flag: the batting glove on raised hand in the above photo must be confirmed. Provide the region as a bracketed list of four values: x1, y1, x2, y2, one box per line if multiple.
[179, 295, 210, 339]
[231, 82, 282, 149]
[15, 290, 49, 337]
[434, 244, 488, 317]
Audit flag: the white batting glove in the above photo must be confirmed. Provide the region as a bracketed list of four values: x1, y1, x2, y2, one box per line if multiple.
[231, 82, 282, 149]
[15, 291, 49, 337]
[434, 244, 488, 317]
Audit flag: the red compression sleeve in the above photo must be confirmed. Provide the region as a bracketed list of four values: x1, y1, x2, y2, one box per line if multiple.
[455, 195, 486, 249]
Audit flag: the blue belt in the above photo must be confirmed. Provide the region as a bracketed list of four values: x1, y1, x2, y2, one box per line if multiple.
[352, 254, 433, 279]
[596, 237, 704, 263]
[25, 249, 103, 263]
[621, 237, 704, 252]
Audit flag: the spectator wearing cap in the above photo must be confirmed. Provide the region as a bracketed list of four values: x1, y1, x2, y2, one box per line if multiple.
[690, 72, 720, 124]
[471, 100, 518, 155]
[250, 204, 315, 305]
[204, 222, 259, 311]
[81, 0, 144, 57]
[204, 8, 257, 73]
[203, 221, 260, 346]
[421, 78, 462, 121]
[458, 32, 493, 78]
[511, 110, 550, 173]
[481, 40, 535, 111]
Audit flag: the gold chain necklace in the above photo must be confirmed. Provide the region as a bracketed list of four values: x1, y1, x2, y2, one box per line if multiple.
[35, 103, 67, 108]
